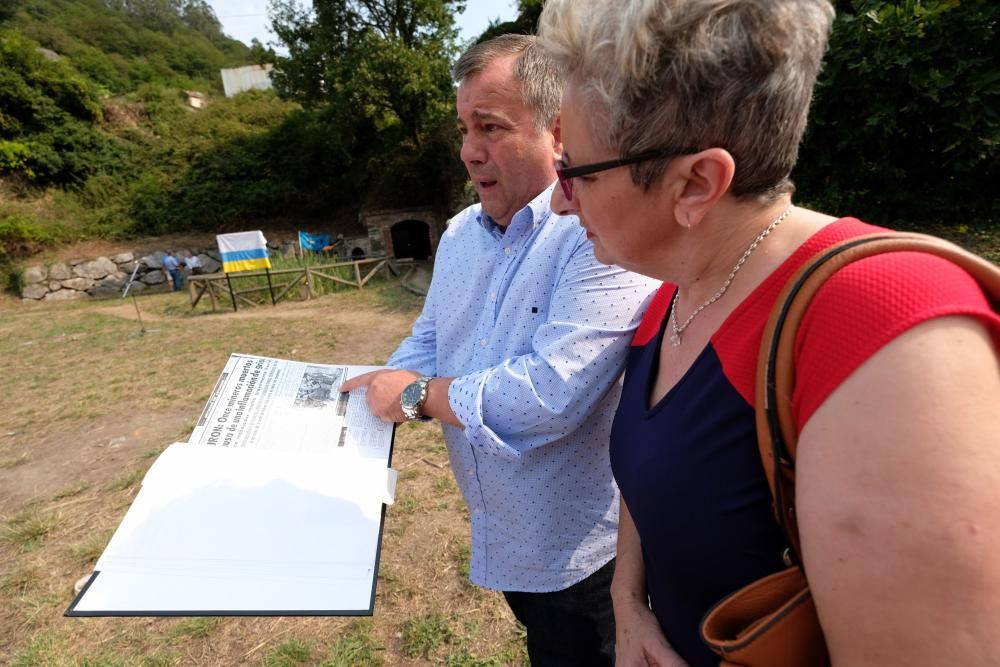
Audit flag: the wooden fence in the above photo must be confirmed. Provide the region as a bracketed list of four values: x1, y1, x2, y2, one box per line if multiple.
[187, 256, 395, 312]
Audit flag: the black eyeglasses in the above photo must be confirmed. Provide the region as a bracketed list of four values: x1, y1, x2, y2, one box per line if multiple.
[554, 147, 698, 200]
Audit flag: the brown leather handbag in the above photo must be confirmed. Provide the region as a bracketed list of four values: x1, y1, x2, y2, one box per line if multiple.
[700, 232, 1000, 667]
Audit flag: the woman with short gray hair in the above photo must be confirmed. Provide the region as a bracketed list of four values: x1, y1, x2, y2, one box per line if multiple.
[539, 1, 1000, 665]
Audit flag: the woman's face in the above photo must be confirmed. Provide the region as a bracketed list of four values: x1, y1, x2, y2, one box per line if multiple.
[551, 84, 676, 275]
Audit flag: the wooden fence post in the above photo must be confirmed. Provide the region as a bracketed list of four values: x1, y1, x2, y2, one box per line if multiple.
[208, 279, 217, 312]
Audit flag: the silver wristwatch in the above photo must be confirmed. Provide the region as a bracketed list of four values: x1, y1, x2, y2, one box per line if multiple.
[400, 376, 433, 421]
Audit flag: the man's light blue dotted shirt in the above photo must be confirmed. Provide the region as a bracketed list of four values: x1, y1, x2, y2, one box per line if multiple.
[388, 183, 660, 592]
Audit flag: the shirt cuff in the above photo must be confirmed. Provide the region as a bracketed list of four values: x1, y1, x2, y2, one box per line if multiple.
[448, 370, 521, 460]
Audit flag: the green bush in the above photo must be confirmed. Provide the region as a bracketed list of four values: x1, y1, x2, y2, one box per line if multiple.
[126, 90, 302, 235]
[0, 214, 58, 291]
[795, 0, 1000, 225]
[0, 28, 133, 185]
[4, 264, 24, 294]
[0, 29, 101, 125]
[0, 140, 31, 175]
[0, 214, 58, 258]
[0, 1, 18, 23]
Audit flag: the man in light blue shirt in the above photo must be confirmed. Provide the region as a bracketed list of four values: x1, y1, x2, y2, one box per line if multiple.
[162, 250, 182, 291]
[342, 35, 658, 666]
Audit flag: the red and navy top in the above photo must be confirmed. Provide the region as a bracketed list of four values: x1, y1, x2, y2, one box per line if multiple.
[610, 218, 1000, 667]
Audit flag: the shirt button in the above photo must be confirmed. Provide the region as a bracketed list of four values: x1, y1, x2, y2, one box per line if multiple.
[504, 247, 512, 256]
[481, 338, 488, 346]
[490, 292, 496, 300]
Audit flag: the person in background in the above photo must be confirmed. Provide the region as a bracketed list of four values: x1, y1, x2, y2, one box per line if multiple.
[341, 34, 659, 666]
[538, 1, 1000, 665]
[184, 251, 203, 275]
[161, 250, 182, 291]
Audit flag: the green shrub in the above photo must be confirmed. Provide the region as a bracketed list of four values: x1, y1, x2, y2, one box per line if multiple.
[127, 91, 303, 235]
[796, 0, 1000, 225]
[0, 140, 31, 175]
[0, 213, 63, 292]
[0, 0, 18, 23]
[0, 28, 101, 125]
[0, 214, 57, 260]
[0, 28, 132, 186]
[4, 264, 24, 294]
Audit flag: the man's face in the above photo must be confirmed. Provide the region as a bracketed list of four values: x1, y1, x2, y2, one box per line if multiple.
[456, 56, 561, 228]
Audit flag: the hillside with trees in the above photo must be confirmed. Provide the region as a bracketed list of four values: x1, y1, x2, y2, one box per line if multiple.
[0, 0, 482, 291]
[1, 0, 998, 292]
[0, 0, 266, 278]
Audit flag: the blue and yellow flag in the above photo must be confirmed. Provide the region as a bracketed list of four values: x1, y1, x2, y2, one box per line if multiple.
[216, 231, 271, 273]
[298, 231, 331, 252]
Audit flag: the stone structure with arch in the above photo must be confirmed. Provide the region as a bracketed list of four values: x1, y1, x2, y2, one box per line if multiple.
[360, 207, 443, 261]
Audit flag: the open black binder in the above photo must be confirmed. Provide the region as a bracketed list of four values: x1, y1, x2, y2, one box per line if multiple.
[66, 354, 397, 617]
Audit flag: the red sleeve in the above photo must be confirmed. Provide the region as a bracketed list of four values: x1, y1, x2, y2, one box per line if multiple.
[792, 251, 1000, 431]
[632, 283, 675, 347]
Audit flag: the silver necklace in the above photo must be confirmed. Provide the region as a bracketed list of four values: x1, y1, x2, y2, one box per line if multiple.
[669, 206, 792, 347]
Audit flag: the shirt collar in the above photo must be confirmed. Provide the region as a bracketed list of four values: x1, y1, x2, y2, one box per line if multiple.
[478, 181, 557, 235]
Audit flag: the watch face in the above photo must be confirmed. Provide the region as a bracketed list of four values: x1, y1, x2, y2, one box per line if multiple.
[402, 379, 428, 418]
[402, 382, 422, 406]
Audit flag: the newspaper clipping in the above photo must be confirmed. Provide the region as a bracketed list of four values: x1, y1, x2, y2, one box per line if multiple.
[189, 354, 391, 458]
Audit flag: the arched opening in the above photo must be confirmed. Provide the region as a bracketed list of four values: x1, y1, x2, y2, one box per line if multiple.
[390, 219, 432, 260]
[351, 247, 366, 259]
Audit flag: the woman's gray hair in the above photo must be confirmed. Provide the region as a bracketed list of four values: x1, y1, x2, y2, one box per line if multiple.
[453, 34, 562, 134]
[538, 0, 835, 199]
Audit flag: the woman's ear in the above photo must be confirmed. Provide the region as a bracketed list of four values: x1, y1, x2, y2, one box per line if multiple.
[671, 148, 735, 229]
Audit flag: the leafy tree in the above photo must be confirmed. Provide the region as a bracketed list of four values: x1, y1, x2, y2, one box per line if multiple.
[476, 0, 542, 43]
[249, 37, 277, 65]
[103, 0, 227, 39]
[180, 0, 225, 43]
[104, 0, 184, 33]
[795, 0, 999, 225]
[268, 0, 465, 209]
[270, 0, 461, 147]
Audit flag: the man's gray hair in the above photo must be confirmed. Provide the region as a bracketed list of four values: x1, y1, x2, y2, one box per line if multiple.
[538, 0, 835, 199]
[453, 34, 562, 133]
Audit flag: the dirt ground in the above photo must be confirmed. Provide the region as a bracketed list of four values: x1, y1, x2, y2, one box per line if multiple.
[0, 295, 406, 504]
[0, 274, 526, 666]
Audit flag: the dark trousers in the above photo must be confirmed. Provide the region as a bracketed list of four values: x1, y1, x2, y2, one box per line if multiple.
[503, 558, 616, 667]
[168, 268, 182, 291]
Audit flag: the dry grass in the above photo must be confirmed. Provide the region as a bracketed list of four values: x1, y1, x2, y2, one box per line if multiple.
[0, 283, 527, 666]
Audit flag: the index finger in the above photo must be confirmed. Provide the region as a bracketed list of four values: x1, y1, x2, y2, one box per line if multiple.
[338, 369, 384, 393]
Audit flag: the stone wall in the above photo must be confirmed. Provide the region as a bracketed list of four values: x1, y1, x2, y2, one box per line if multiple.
[20, 249, 222, 302]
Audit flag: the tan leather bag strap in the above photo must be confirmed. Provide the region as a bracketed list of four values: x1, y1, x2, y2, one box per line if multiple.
[755, 231, 1000, 565]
